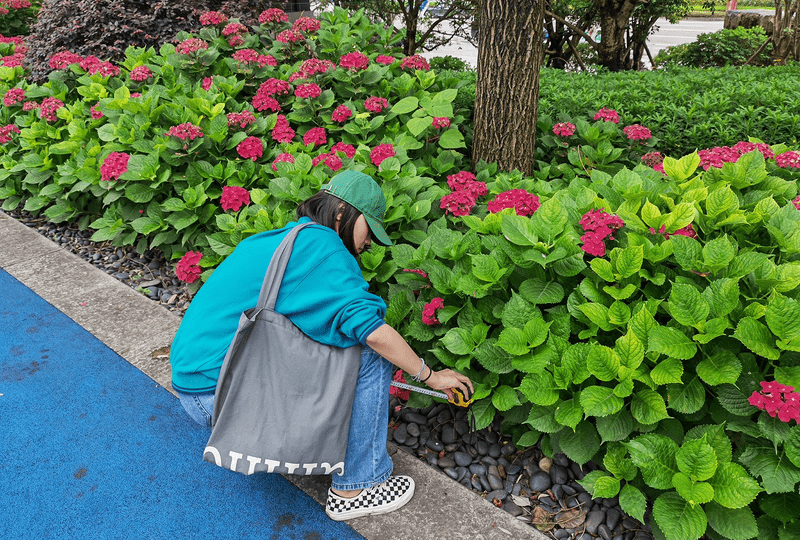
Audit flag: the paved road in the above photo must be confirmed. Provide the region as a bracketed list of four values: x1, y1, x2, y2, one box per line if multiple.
[422, 16, 728, 69]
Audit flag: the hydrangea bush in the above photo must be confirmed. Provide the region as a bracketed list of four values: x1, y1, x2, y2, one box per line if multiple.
[1, 8, 800, 540]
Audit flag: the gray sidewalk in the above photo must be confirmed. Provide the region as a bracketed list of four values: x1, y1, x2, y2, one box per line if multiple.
[0, 209, 544, 540]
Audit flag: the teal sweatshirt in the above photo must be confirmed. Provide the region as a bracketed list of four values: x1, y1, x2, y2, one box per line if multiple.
[170, 218, 387, 393]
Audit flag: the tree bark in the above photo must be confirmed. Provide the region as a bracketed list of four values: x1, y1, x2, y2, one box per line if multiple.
[472, 0, 544, 176]
[596, 0, 643, 71]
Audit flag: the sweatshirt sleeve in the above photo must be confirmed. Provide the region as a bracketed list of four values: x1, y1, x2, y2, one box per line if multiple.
[275, 238, 387, 347]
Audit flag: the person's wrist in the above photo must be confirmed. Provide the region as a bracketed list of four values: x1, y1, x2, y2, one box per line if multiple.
[421, 366, 433, 384]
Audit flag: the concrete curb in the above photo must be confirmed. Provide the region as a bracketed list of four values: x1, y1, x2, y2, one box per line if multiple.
[0, 210, 548, 540]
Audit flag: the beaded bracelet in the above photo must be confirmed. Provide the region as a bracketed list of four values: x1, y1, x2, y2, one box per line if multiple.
[412, 357, 426, 382]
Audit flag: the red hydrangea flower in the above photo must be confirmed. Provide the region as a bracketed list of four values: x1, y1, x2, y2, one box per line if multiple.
[253, 94, 280, 112]
[91, 103, 104, 119]
[370, 143, 395, 166]
[232, 49, 277, 68]
[129, 65, 152, 81]
[176, 251, 203, 284]
[623, 124, 652, 141]
[3, 88, 25, 107]
[446, 171, 487, 199]
[553, 122, 576, 137]
[272, 115, 295, 143]
[487, 189, 540, 217]
[165, 123, 204, 140]
[732, 141, 774, 160]
[259, 78, 291, 96]
[749, 381, 800, 423]
[312, 152, 342, 172]
[364, 96, 389, 113]
[48, 51, 83, 70]
[175, 38, 209, 55]
[199, 11, 228, 26]
[332, 105, 353, 123]
[295, 82, 322, 99]
[293, 17, 321, 32]
[594, 108, 620, 124]
[331, 142, 356, 158]
[237, 136, 263, 161]
[390, 370, 410, 400]
[277, 29, 305, 43]
[400, 55, 430, 71]
[220, 186, 251, 211]
[272, 152, 295, 171]
[39, 97, 65, 122]
[227, 110, 257, 129]
[340, 51, 369, 71]
[259, 8, 289, 24]
[579, 208, 625, 257]
[376, 55, 395, 65]
[100, 152, 130, 181]
[303, 127, 327, 147]
[1, 53, 24, 67]
[432, 117, 451, 129]
[641, 151, 664, 168]
[222, 22, 248, 37]
[776, 151, 800, 169]
[202, 77, 214, 91]
[422, 297, 445, 325]
[440, 191, 476, 217]
[22, 101, 38, 111]
[0, 124, 20, 144]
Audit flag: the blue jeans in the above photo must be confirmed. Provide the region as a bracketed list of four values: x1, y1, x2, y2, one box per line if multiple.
[175, 346, 393, 490]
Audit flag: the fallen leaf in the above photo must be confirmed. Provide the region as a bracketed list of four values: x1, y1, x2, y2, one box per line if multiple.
[555, 508, 586, 529]
[510, 494, 532, 507]
[531, 506, 555, 532]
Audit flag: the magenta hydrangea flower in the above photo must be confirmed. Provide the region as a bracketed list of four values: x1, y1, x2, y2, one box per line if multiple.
[623, 124, 652, 141]
[165, 123, 204, 141]
[400, 55, 430, 71]
[199, 11, 228, 26]
[237, 136, 263, 162]
[332, 105, 353, 123]
[175, 38, 209, 55]
[295, 82, 322, 99]
[440, 191, 476, 217]
[0, 124, 20, 144]
[277, 29, 305, 43]
[227, 110, 257, 129]
[220, 186, 251, 211]
[364, 96, 389, 113]
[776, 151, 800, 169]
[272, 115, 295, 143]
[331, 142, 356, 158]
[487, 190, 540, 217]
[303, 127, 327, 148]
[49, 51, 83, 70]
[129, 65, 153, 82]
[553, 122, 576, 137]
[422, 297, 445, 325]
[176, 251, 203, 283]
[594, 107, 620, 124]
[579, 208, 625, 257]
[259, 8, 289, 24]
[340, 51, 369, 71]
[3, 87, 25, 107]
[370, 143, 395, 166]
[91, 103, 104, 119]
[749, 381, 800, 423]
[432, 117, 451, 129]
[375, 55, 395, 65]
[39, 97, 65, 122]
[100, 152, 130, 181]
[293, 16, 320, 32]
[271, 152, 295, 171]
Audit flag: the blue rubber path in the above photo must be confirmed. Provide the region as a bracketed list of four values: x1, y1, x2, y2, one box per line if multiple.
[0, 268, 365, 540]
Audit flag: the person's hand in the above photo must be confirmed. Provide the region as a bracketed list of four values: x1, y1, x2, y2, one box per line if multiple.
[426, 369, 474, 402]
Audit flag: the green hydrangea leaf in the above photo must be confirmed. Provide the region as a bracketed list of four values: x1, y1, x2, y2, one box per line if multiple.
[629, 306, 657, 348]
[554, 397, 584, 430]
[702, 278, 740, 319]
[524, 403, 562, 433]
[596, 408, 635, 442]
[608, 301, 632, 326]
[663, 152, 700, 182]
[441, 327, 475, 355]
[708, 461, 762, 508]
[619, 484, 647, 523]
[759, 492, 800, 523]
[758, 411, 793, 446]
[587, 345, 621, 382]
[625, 433, 679, 490]
[652, 492, 707, 540]
[739, 445, 800, 494]
[496, 327, 529, 356]
[669, 282, 710, 327]
[786, 426, 800, 469]
[696, 350, 741, 386]
[668, 376, 706, 414]
[561, 343, 592, 384]
[473, 340, 515, 374]
[591, 258, 615, 281]
[558, 420, 600, 466]
[685, 424, 733, 464]
[492, 385, 522, 412]
[531, 198, 568, 243]
[703, 236, 736, 272]
[616, 245, 644, 278]
[578, 302, 613, 331]
[676, 437, 718, 481]
[576, 470, 610, 495]
[518, 372, 559, 406]
[672, 472, 715, 505]
[580, 386, 625, 418]
[593, 475, 621, 498]
[765, 293, 800, 345]
[519, 277, 564, 305]
[706, 500, 758, 540]
[648, 325, 698, 360]
[734, 317, 780, 360]
[631, 388, 670, 425]
[604, 443, 638, 481]
[651, 357, 684, 385]
[715, 384, 755, 416]
[615, 331, 645, 370]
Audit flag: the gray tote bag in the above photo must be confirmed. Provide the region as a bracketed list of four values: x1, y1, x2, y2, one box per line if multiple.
[203, 222, 362, 476]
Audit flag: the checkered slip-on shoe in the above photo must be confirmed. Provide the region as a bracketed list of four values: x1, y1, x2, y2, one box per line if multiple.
[325, 475, 415, 521]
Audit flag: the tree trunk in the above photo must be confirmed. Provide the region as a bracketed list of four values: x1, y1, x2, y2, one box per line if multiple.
[472, 0, 544, 176]
[596, 0, 642, 71]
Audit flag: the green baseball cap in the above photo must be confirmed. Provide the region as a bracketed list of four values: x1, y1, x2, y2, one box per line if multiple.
[321, 170, 393, 246]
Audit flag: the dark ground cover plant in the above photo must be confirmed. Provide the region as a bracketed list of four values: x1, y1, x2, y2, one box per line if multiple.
[0, 0, 41, 37]
[1, 7, 800, 540]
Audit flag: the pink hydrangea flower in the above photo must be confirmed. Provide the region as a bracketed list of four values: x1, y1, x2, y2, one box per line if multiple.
[594, 108, 620, 124]
[400, 55, 430, 71]
[332, 105, 353, 123]
[220, 186, 251, 211]
[295, 82, 322, 99]
[312, 152, 342, 172]
[422, 297, 445, 325]
[376, 55, 395, 65]
[776, 151, 800, 169]
[39, 97, 65, 122]
[0, 124, 20, 144]
[259, 8, 289, 24]
[432, 117, 451, 129]
[732, 141, 774, 160]
[293, 17, 321, 32]
[222, 22, 248, 37]
[49, 51, 83, 70]
[227, 34, 245, 47]
[22, 101, 38, 111]
[199, 11, 228, 26]
[227, 110, 257, 129]
[259, 78, 291, 96]
[623, 124, 652, 141]
[440, 191, 476, 217]
[237, 136, 263, 161]
[202, 77, 214, 91]
[271, 152, 295, 171]
[303, 127, 327, 148]
[487, 190, 540, 217]
[579, 208, 625, 257]
[446, 171, 487, 199]
[272, 114, 295, 143]
[232, 49, 277, 68]
[390, 370, 410, 400]
[91, 102, 104, 119]
[176, 251, 203, 283]
[165, 123, 204, 140]
[100, 152, 130, 181]
[1, 53, 24, 67]
[370, 143, 395, 166]
[252, 94, 280, 112]
[749, 381, 800, 423]
[175, 38, 209, 55]
[277, 29, 305, 43]
[641, 151, 664, 168]
[331, 142, 356, 158]
[792, 196, 800, 211]
[3, 88, 25, 106]
[364, 96, 389, 113]
[129, 65, 152, 81]
[553, 122, 576, 137]
[648, 223, 698, 240]
[340, 51, 369, 71]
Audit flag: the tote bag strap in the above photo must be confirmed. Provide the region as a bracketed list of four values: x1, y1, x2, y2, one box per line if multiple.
[255, 221, 316, 312]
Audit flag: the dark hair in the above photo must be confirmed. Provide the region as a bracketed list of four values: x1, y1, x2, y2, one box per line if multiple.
[296, 192, 362, 257]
